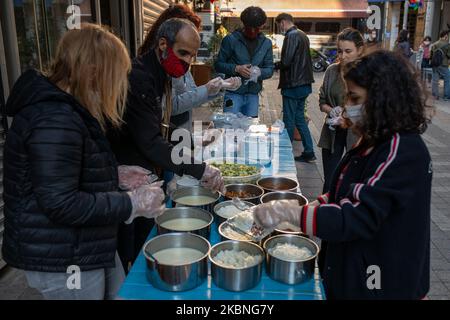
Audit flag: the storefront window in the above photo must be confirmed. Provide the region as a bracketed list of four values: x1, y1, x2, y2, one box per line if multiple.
[14, 0, 94, 72]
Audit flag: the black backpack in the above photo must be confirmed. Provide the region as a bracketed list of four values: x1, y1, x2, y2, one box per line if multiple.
[431, 44, 449, 67]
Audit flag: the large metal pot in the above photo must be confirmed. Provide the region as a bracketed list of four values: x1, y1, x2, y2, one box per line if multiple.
[155, 207, 213, 239]
[260, 191, 308, 206]
[213, 200, 255, 225]
[143, 233, 210, 292]
[209, 240, 264, 292]
[171, 186, 221, 213]
[256, 176, 299, 193]
[223, 184, 264, 204]
[263, 234, 319, 285]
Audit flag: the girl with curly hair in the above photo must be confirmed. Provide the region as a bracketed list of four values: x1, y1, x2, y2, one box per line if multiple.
[253, 50, 433, 299]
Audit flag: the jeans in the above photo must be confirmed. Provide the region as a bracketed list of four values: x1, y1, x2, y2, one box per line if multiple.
[282, 95, 314, 154]
[223, 92, 259, 117]
[321, 128, 348, 193]
[25, 252, 125, 300]
[432, 66, 450, 99]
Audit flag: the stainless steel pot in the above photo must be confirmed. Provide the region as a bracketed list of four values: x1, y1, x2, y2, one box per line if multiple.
[260, 191, 308, 206]
[209, 240, 264, 292]
[263, 234, 319, 285]
[213, 200, 255, 225]
[223, 184, 265, 204]
[256, 176, 299, 193]
[171, 186, 221, 213]
[155, 207, 213, 239]
[143, 233, 210, 292]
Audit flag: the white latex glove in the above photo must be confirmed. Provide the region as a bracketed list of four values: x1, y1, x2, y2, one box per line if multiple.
[200, 164, 225, 193]
[118, 165, 159, 191]
[253, 200, 302, 230]
[244, 66, 262, 85]
[329, 106, 343, 119]
[125, 181, 166, 224]
[205, 77, 223, 96]
[221, 77, 242, 91]
[326, 116, 343, 129]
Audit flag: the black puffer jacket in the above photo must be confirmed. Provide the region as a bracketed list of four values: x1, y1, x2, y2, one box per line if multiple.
[2, 70, 132, 272]
[277, 26, 314, 89]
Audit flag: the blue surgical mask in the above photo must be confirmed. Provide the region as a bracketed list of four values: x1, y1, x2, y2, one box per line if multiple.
[345, 104, 364, 124]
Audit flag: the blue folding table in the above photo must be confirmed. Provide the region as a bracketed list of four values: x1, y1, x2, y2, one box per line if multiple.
[118, 130, 326, 300]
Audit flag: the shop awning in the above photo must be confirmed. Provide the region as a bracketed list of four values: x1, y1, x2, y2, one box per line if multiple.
[221, 0, 370, 19]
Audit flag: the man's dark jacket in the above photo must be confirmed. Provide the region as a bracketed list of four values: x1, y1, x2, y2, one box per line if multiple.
[107, 50, 205, 179]
[277, 26, 314, 89]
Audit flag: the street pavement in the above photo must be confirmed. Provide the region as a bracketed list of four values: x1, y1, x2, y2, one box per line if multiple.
[1, 72, 450, 300]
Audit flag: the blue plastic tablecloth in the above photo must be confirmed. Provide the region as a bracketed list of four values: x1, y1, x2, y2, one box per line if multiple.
[117, 130, 326, 300]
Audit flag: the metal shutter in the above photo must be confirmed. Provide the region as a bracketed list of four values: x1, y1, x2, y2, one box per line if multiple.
[142, 0, 173, 37]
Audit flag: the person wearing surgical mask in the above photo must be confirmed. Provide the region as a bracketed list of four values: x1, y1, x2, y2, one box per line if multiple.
[215, 6, 274, 117]
[137, 4, 241, 132]
[419, 36, 432, 69]
[366, 29, 380, 53]
[107, 18, 225, 272]
[318, 28, 364, 194]
[252, 51, 433, 300]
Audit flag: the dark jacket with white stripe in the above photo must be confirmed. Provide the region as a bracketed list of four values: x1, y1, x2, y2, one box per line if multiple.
[302, 133, 431, 299]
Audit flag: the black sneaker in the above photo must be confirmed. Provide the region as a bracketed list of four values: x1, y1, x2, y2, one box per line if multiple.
[295, 153, 317, 163]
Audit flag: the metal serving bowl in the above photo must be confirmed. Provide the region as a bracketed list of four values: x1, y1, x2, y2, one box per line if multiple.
[263, 234, 319, 285]
[213, 200, 255, 225]
[260, 191, 309, 206]
[256, 176, 299, 193]
[209, 240, 264, 292]
[155, 207, 213, 239]
[223, 184, 265, 204]
[171, 186, 221, 213]
[218, 221, 270, 247]
[218, 221, 253, 243]
[143, 233, 211, 292]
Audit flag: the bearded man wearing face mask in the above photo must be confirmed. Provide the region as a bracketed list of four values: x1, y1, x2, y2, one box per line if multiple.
[215, 6, 274, 117]
[107, 18, 224, 271]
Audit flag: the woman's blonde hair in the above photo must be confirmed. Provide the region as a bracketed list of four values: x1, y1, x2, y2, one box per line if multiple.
[48, 23, 131, 130]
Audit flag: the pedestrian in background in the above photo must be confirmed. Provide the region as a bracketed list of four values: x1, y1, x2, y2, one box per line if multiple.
[318, 28, 364, 194]
[365, 29, 380, 53]
[430, 30, 450, 101]
[275, 13, 315, 163]
[395, 29, 413, 59]
[215, 6, 274, 117]
[419, 36, 432, 69]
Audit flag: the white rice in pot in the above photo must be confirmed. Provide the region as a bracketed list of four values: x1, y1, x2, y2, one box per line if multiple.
[269, 243, 313, 261]
[213, 249, 262, 268]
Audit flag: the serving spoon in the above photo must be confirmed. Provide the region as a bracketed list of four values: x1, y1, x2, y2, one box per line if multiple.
[232, 197, 251, 211]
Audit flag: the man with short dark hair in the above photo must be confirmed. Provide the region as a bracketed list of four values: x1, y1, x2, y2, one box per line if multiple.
[431, 30, 450, 101]
[275, 13, 316, 163]
[107, 18, 224, 271]
[215, 6, 274, 117]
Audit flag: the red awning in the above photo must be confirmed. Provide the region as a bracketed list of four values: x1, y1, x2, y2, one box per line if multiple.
[221, 0, 370, 18]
